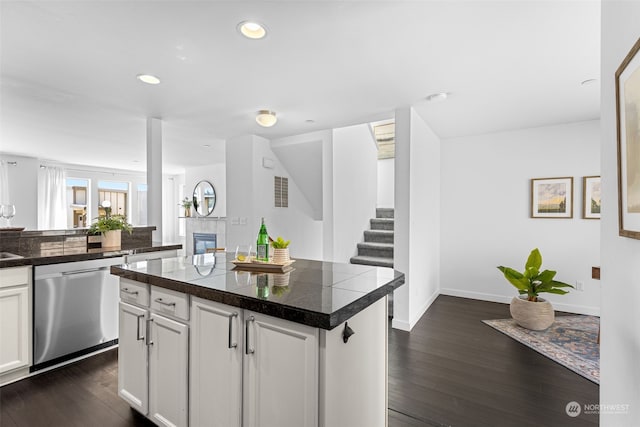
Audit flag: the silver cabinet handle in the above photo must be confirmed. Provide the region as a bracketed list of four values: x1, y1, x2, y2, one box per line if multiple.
[245, 315, 255, 355]
[62, 266, 109, 276]
[121, 287, 139, 296]
[154, 297, 176, 308]
[146, 318, 154, 346]
[228, 312, 238, 349]
[136, 314, 145, 341]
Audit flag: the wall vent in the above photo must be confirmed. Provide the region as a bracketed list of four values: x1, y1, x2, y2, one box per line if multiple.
[274, 176, 288, 208]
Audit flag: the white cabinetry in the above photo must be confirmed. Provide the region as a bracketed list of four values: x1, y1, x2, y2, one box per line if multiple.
[118, 278, 189, 427]
[118, 301, 148, 414]
[0, 266, 31, 381]
[190, 297, 319, 427]
[244, 311, 318, 427]
[190, 298, 243, 427]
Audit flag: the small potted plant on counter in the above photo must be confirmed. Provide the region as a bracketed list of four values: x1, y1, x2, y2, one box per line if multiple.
[271, 236, 291, 264]
[497, 248, 574, 330]
[88, 214, 132, 249]
[180, 197, 193, 217]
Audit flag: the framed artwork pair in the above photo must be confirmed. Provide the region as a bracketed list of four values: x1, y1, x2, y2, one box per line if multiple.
[530, 176, 601, 219]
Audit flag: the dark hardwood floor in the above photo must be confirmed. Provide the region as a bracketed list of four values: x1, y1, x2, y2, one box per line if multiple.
[387, 295, 599, 427]
[0, 295, 598, 427]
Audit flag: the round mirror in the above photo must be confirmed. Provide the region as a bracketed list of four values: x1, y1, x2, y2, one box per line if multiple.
[192, 180, 216, 216]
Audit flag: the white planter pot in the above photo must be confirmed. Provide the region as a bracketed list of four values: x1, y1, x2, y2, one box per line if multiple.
[272, 248, 290, 264]
[102, 230, 122, 248]
[510, 296, 555, 330]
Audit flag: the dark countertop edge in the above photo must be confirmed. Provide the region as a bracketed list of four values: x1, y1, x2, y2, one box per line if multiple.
[0, 244, 182, 268]
[16, 226, 157, 237]
[111, 265, 406, 330]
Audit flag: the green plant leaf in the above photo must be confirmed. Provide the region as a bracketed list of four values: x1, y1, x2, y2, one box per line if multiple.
[536, 269, 556, 284]
[525, 248, 542, 271]
[544, 288, 570, 295]
[497, 266, 529, 291]
[550, 280, 574, 288]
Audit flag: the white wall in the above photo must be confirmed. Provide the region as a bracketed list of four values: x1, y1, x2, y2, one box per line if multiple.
[439, 121, 601, 315]
[0, 154, 38, 229]
[377, 158, 394, 208]
[601, 2, 640, 425]
[393, 107, 441, 331]
[271, 131, 329, 221]
[226, 134, 323, 260]
[331, 124, 378, 263]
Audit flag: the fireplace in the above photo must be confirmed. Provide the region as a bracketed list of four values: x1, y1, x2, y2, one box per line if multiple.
[193, 233, 217, 255]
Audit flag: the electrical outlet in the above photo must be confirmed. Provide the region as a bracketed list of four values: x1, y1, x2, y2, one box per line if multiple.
[575, 281, 584, 291]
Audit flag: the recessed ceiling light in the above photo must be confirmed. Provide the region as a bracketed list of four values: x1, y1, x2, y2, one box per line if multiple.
[132, 160, 140, 163]
[425, 92, 449, 102]
[305, 119, 315, 123]
[581, 78, 597, 86]
[238, 21, 267, 39]
[256, 110, 277, 127]
[137, 74, 161, 85]
[203, 144, 211, 148]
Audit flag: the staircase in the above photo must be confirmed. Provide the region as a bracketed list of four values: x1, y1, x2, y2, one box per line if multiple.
[350, 208, 394, 268]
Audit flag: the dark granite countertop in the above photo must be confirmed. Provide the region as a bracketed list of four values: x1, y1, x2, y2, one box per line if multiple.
[111, 253, 405, 330]
[0, 242, 182, 268]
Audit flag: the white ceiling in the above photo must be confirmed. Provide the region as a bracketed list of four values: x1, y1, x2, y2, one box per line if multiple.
[0, 1, 601, 174]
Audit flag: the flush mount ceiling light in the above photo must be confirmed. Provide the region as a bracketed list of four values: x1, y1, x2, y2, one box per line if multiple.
[238, 21, 267, 39]
[425, 92, 449, 102]
[136, 74, 161, 85]
[256, 110, 277, 127]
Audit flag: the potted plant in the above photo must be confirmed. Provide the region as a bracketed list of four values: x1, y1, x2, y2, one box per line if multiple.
[88, 214, 132, 248]
[270, 236, 291, 264]
[497, 248, 574, 330]
[180, 197, 193, 217]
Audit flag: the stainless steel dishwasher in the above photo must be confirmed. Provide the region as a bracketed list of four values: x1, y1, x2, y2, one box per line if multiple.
[33, 257, 124, 370]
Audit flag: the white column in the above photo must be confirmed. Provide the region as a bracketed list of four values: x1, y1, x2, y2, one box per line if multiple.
[147, 117, 163, 242]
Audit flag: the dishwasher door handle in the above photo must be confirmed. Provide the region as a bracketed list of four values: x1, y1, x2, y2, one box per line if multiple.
[61, 266, 109, 276]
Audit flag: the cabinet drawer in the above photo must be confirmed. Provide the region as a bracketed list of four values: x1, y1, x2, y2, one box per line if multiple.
[0, 266, 30, 289]
[151, 286, 189, 321]
[120, 279, 149, 307]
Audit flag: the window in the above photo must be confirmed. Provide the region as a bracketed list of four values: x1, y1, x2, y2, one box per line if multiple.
[66, 178, 89, 228]
[98, 180, 129, 218]
[274, 176, 288, 208]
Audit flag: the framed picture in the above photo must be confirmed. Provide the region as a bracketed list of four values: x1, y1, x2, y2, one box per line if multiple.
[531, 177, 573, 218]
[616, 37, 640, 239]
[583, 176, 601, 219]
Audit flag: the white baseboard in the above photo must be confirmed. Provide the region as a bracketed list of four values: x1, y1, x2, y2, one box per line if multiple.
[439, 288, 600, 316]
[391, 289, 439, 331]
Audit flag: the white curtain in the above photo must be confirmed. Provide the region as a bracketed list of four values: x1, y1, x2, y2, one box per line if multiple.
[38, 166, 67, 229]
[0, 161, 9, 205]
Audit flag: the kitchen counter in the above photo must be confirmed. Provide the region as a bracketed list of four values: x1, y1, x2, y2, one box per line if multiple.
[0, 226, 181, 268]
[111, 252, 404, 330]
[0, 242, 182, 268]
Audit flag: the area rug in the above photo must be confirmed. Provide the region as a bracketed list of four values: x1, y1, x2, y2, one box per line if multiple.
[483, 315, 600, 384]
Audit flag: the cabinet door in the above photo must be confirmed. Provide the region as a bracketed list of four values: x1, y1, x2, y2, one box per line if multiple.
[118, 302, 149, 415]
[243, 312, 319, 427]
[149, 313, 189, 427]
[0, 286, 29, 373]
[190, 297, 242, 427]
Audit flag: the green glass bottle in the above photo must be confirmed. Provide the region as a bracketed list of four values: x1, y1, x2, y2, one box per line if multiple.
[256, 217, 269, 262]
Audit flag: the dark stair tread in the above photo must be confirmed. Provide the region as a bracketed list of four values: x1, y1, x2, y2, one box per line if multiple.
[350, 255, 394, 268]
[357, 242, 394, 249]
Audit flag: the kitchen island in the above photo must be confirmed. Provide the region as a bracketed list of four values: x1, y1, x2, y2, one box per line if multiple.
[111, 252, 405, 427]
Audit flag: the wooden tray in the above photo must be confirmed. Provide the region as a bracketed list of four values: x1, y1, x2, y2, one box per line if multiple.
[231, 258, 295, 273]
